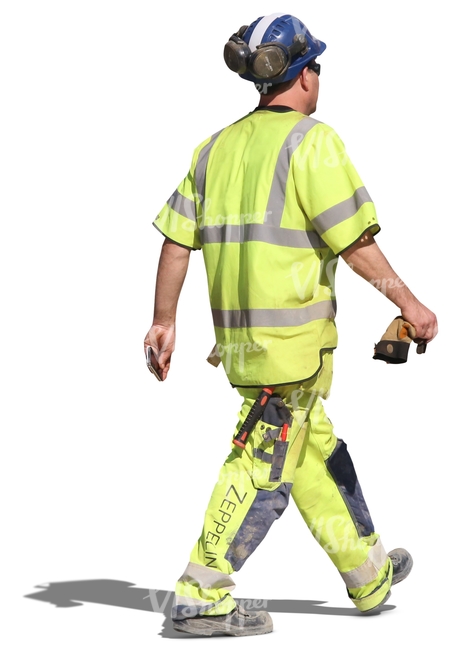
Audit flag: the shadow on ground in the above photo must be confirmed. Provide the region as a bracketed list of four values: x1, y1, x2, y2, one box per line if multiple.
[24, 579, 394, 638]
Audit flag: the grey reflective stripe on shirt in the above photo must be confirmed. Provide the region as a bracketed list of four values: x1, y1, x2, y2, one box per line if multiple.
[167, 189, 196, 221]
[312, 186, 372, 235]
[265, 116, 320, 227]
[212, 299, 336, 328]
[198, 117, 323, 249]
[201, 222, 324, 248]
[194, 129, 224, 212]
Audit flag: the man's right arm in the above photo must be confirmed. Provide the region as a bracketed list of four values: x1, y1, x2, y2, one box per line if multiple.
[340, 231, 438, 343]
[144, 238, 191, 380]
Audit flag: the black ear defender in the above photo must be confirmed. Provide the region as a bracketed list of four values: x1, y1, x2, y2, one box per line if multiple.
[223, 26, 250, 75]
[224, 27, 308, 80]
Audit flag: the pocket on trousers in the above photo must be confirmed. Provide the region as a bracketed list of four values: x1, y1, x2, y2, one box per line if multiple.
[250, 419, 289, 490]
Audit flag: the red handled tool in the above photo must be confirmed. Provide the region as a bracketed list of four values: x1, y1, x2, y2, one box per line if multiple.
[281, 423, 289, 442]
[233, 387, 274, 449]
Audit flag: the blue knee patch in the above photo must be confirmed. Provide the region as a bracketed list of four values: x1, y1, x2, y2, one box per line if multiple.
[225, 483, 292, 571]
[326, 440, 375, 537]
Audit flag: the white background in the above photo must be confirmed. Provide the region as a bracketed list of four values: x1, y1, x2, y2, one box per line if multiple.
[1, 1, 461, 647]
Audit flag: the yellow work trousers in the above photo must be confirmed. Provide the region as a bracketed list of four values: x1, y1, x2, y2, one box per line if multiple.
[173, 360, 392, 617]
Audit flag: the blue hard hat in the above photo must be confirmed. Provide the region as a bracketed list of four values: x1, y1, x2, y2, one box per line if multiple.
[238, 13, 326, 84]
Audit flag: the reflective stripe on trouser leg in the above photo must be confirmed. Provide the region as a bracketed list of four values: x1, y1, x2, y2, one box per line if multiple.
[289, 393, 392, 612]
[173, 388, 309, 620]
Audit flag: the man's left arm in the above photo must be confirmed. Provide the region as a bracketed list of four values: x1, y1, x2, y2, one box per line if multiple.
[340, 231, 438, 343]
[144, 238, 191, 380]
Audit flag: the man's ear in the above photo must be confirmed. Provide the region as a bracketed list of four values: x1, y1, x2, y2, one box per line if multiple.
[299, 66, 311, 92]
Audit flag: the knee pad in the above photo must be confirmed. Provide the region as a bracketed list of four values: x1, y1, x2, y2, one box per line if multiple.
[225, 483, 292, 571]
[326, 439, 375, 537]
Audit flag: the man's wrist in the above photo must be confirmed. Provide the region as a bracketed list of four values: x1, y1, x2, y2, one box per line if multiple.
[152, 307, 176, 327]
[152, 319, 175, 328]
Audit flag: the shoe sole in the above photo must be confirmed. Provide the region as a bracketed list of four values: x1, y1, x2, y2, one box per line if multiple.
[172, 620, 273, 637]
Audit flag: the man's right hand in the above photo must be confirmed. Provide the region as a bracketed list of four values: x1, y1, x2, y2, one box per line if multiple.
[144, 323, 176, 381]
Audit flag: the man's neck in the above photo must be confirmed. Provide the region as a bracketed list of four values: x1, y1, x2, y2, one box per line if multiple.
[258, 95, 309, 115]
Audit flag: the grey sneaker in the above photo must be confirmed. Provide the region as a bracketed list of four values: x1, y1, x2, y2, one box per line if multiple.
[172, 604, 273, 637]
[389, 547, 413, 585]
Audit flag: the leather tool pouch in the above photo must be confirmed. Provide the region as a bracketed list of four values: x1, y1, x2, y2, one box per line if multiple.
[250, 395, 293, 490]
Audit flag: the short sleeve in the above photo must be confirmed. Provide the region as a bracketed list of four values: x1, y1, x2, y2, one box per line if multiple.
[294, 124, 380, 255]
[153, 165, 202, 251]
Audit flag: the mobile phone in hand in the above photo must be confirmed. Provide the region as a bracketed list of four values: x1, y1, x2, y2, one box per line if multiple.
[146, 346, 162, 381]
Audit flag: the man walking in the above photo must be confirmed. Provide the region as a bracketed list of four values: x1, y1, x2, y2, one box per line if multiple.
[145, 13, 437, 636]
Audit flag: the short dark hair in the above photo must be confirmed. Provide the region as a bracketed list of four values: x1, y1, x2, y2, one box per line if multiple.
[255, 75, 298, 96]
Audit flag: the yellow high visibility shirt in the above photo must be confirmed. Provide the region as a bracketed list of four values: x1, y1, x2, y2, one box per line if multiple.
[154, 107, 380, 387]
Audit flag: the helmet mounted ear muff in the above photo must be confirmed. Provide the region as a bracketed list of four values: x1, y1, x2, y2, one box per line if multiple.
[224, 28, 308, 80]
[223, 26, 250, 75]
